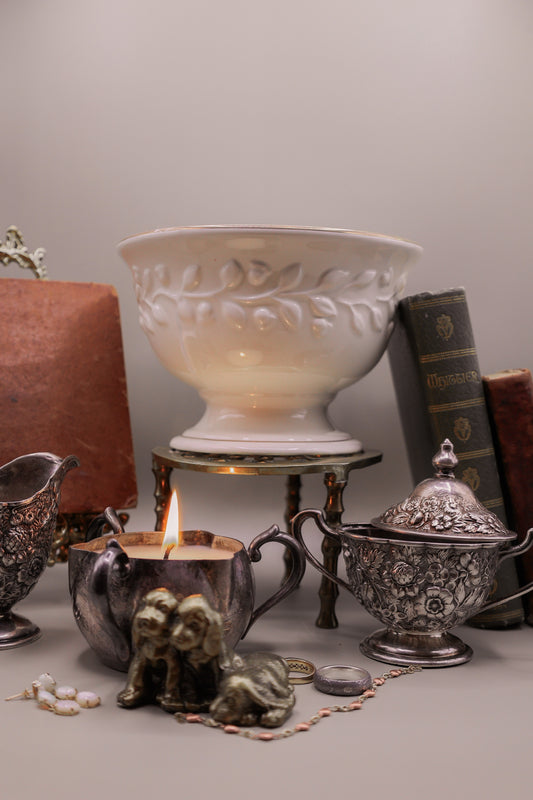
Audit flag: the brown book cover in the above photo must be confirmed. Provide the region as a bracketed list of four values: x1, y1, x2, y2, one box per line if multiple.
[1, 278, 137, 514]
[387, 288, 523, 627]
[483, 368, 533, 624]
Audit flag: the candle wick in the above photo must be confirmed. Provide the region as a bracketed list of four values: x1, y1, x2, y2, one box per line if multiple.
[163, 544, 175, 560]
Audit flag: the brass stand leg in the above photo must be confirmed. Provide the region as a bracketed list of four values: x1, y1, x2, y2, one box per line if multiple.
[315, 472, 346, 629]
[283, 474, 302, 581]
[150, 445, 380, 627]
[285, 474, 302, 530]
[152, 455, 172, 531]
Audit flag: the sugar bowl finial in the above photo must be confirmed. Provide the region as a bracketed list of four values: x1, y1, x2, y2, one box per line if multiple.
[432, 438, 458, 477]
[375, 439, 514, 542]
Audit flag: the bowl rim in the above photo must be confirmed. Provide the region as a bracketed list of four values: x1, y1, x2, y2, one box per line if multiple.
[117, 224, 423, 251]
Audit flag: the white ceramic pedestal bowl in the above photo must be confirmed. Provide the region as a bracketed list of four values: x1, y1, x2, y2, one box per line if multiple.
[119, 226, 422, 455]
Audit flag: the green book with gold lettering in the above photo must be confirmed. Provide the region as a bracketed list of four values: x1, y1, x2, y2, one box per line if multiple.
[387, 287, 523, 628]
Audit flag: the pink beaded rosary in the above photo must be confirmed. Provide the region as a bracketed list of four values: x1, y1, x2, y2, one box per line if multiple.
[175, 664, 422, 741]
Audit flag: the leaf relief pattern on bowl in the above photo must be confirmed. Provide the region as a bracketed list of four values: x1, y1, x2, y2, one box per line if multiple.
[131, 259, 405, 339]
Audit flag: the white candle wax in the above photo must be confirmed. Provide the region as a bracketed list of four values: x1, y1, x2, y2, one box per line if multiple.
[121, 544, 233, 561]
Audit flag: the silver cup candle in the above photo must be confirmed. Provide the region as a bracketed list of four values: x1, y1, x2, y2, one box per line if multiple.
[69, 496, 305, 671]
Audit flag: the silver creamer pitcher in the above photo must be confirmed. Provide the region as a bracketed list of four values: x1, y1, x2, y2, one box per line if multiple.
[0, 452, 79, 648]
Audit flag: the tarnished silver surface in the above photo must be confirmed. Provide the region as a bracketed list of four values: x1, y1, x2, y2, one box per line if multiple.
[344, 532, 500, 633]
[293, 509, 533, 666]
[313, 664, 372, 696]
[359, 629, 473, 667]
[0, 452, 79, 648]
[373, 439, 514, 543]
[69, 516, 305, 672]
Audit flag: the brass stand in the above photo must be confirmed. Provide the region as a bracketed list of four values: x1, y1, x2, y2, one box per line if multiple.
[152, 446, 382, 629]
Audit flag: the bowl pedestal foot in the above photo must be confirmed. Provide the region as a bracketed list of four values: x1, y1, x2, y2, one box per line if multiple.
[171, 396, 363, 455]
[170, 432, 363, 455]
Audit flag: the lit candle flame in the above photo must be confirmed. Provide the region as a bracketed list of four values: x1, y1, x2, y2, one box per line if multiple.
[162, 489, 182, 555]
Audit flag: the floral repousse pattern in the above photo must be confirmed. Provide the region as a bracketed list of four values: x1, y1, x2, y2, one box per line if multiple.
[343, 538, 499, 632]
[0, 486, 58, 613]
[379, 494, 510, 539]
[132, 259, 407, 339]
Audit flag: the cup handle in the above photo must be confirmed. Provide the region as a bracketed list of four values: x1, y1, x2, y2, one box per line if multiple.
[89, 536, 132, 667]
[243, 524, 307, 636]
[291, 508, 353, 594]
[481, 528, 533, 611]
[86, 506, 125, 541]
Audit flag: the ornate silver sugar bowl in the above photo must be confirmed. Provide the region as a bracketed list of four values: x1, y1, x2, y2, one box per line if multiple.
[0, 452, 79, 648]
[293, 440, 533, 667]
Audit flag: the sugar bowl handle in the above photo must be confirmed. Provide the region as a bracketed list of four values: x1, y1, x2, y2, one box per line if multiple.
[481, 528, 533, 611]
[243, 524, 306, 635]
[291, 509, 353, 593]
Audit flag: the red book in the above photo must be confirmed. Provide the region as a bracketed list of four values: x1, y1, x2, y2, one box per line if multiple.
[1, 278, 138, 515]
[483, 369, 533, 624]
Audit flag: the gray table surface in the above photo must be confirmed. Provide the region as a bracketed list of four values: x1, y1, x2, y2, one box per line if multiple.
[1, 559, 531, 800]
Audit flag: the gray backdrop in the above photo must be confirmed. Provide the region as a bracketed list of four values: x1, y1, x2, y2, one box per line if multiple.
[3, 0, 532, 539]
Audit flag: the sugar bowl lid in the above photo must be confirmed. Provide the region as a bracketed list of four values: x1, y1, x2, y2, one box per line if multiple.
[371, 439, 516, 544]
